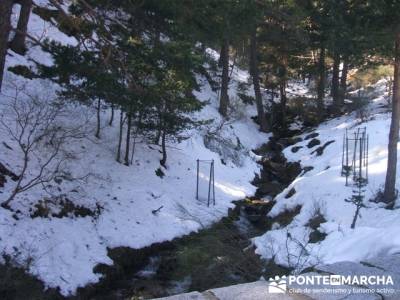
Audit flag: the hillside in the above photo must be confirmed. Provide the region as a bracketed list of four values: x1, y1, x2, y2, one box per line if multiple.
[1, 1, 400, 299]
[0, 3, 268, 295]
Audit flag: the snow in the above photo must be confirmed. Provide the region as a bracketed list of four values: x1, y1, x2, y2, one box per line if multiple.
[2, 1, 399, 295]
[253, 80, 400, 274]
[0, 3, 268, 296]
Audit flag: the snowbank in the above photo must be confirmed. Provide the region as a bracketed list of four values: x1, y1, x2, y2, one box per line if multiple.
[254, 81, 400, 272]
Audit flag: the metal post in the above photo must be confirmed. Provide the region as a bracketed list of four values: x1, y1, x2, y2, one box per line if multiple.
[345, 129, 349, 186]
[366, 134, 369, 182]
[207, 160, 212, 207]
[359, 130, 362, 184]
[196, 159, 199, 200]
[352, 129, 360, 181]
[341, 132, 345, 175]
[212, 160, 215, 205]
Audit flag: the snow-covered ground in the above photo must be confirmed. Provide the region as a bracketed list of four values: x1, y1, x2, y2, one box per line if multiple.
[254, 80, 400, 273]
[0, 3, 268, 295]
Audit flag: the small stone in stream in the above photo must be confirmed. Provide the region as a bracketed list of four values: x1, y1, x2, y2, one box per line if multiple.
[291, 146, 303, 153]
[305, 132, 319, 140]
[307, 138, 321, 148]
[285, 188, 296, 199]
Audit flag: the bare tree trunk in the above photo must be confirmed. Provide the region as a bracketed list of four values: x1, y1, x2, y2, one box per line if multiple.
[0, 0, 14, 92]
[219, 38, 229, 117]
[116, 110, 124, 162]
[124, 111, 132, 166]
[350, 205, 361, 229]
[317, 46, 326, 117]
[154, 107, 162, 145]
[249, 28, 268, 132]
[95, 98, 101, 138]
[279, 82, 287, 127]
[9, 0, 32, 55]
[160, 130, 167, 167]
[383, 32, 400, 207]
[331, 50, 340, 113]
[339, 55, 349, 106]
[109, 102, 114, 126]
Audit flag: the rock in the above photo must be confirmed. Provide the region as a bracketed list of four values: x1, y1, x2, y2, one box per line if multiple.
[311, 140, 335, 156]
[308, 230, 327, 243]
[269, 152, 287, 164]
[285, 188, 296, 199]
[278, 137, 303, 148]
[260, 160, 300, 184]
[242, 199, 275, 222]
[285, 162, 302, 181]
[256, 182, 285, 197]
[302, 166, 314, 175]
[0, 174, 6, 188]
[305, 132, 319, 140]
[291, 146, 303, 153]
[307, 138, 321, 148]
[0, 162, 19, 181]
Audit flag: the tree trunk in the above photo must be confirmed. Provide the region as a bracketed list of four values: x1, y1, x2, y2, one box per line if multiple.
[0, 0, 14, 92]
[350, 205, 361, 229]
[249, 28, 268, 132]
[383, 32, 400, 207]
[109, 102, 114, 126]
[317, 46, 326, 117]
[9, 0, 32, 55]
[219, 38, 229, 117]
[160, 130, 167, 167]
[339, 55, 349, 106]
[154, 107, 162, 145]
[116, 110, 124, 162]
[95, 98, 101, 138]
[331, 50, 340, 113]
[279, 82, 287, 127]
[124, 111, 132, 166]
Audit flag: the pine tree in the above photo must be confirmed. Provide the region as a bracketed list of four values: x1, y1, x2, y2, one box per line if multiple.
[9, 0, 33, 55]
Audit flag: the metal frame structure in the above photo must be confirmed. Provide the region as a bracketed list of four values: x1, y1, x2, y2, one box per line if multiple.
[341, 127, 369, 186]
[196, 159, 215, 207]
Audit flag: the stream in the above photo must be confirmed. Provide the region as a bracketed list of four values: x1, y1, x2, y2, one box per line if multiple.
[73, 132, 304, 300]
[0, 132, 305, 300]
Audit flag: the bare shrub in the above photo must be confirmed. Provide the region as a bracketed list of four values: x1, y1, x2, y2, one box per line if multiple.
[0, 85, 85, 209]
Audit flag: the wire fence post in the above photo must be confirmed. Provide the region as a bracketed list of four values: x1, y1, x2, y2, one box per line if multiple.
[341, 127, 368, 187]
[207, 160, 213, 207]
[196, 159, 199, 200]
[196, 159, 216, 206]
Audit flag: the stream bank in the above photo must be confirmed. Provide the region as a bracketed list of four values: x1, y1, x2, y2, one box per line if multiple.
[0, 131, 306, 300]
[74, 132, 305, 299]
